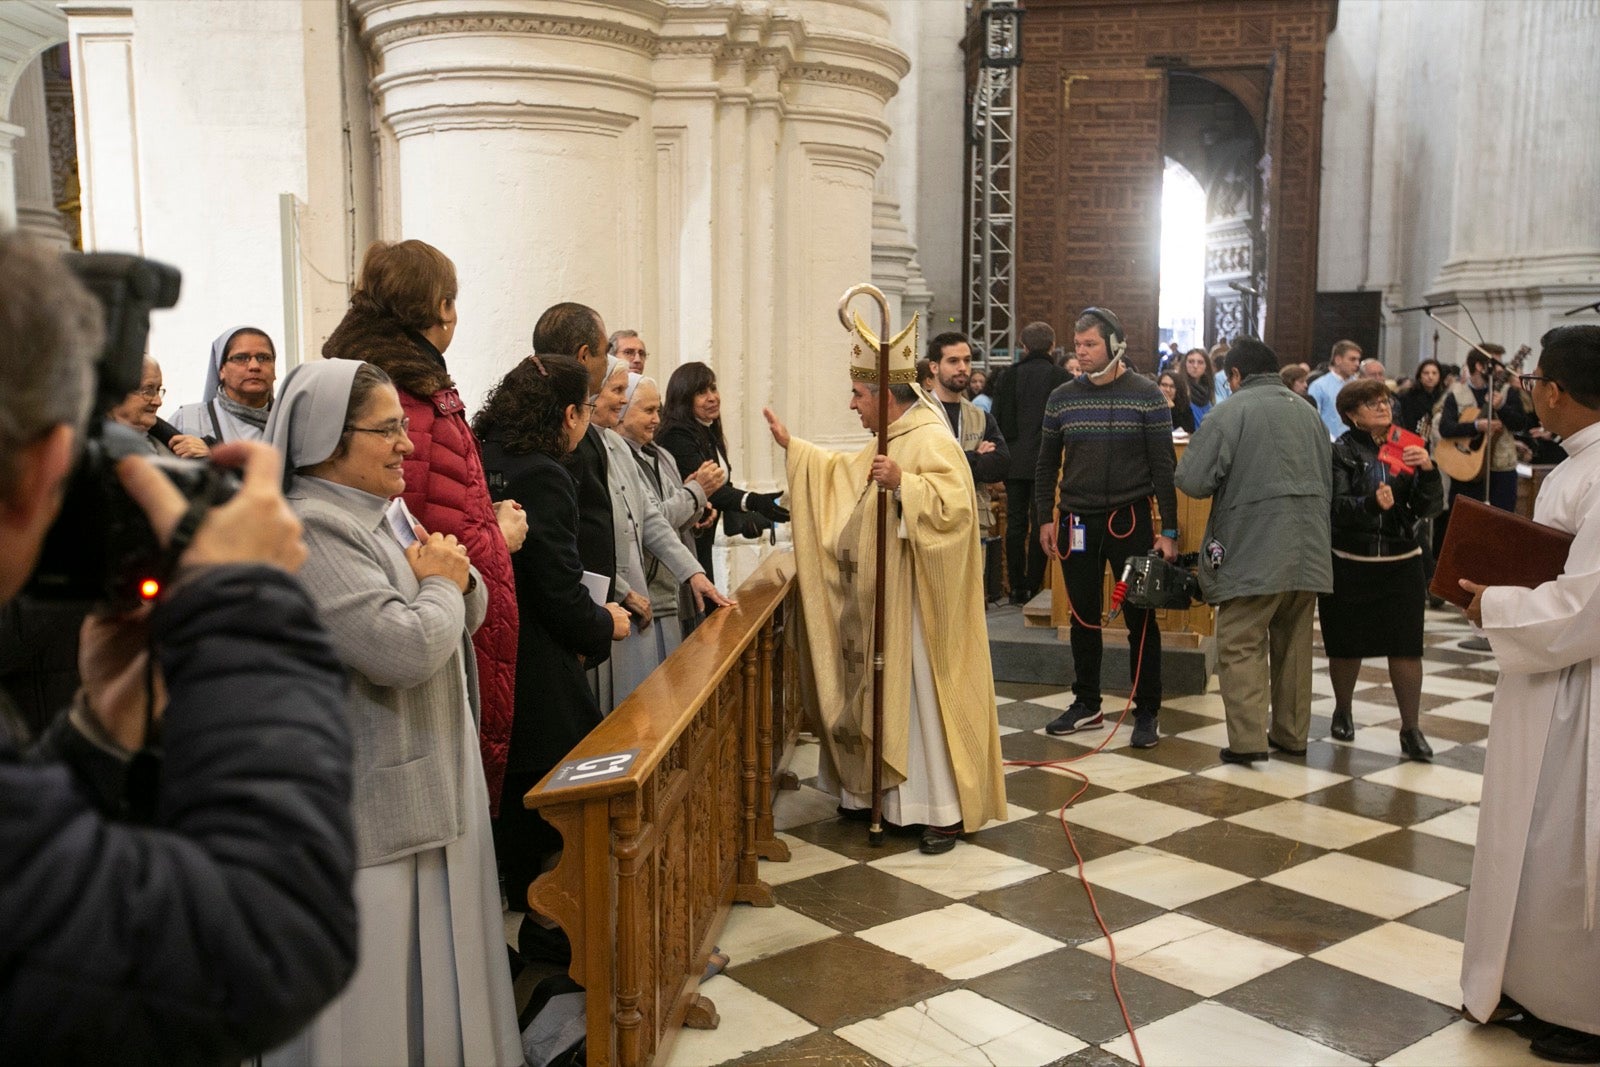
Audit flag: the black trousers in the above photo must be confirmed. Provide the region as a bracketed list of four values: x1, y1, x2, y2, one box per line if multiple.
[1005, 478, 1048, 595]
[1058, 503, 1162, 714]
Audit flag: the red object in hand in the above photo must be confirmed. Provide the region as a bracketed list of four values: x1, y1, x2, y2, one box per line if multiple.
[1377, 426, 1427, 477]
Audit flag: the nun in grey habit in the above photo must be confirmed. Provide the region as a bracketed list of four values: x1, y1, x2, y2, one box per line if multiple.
[261, 359, 521, 1067]
[169, 325, 277, 443]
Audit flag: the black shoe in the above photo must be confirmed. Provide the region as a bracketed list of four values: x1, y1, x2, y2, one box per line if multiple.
[1007, 589, 1032, 606]
[919, 823, 962, 855]
[1218, 747, 1268, 765]
[1399, 728, 1434, 762]
[1427, 594, 1448, 610]
[1531, 1025, 1600, 1064]
[1130, 713, 1159, 749]
[1268, 736, 1307, 756]
[1330, 707, 1355, 742]
[836, 805, 870, 823]
[1046, 703, 1104, 735]
[1460, 635, 1493, 652]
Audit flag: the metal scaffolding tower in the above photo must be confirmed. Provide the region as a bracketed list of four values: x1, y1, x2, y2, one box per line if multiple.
[966, 2, 1022, 367]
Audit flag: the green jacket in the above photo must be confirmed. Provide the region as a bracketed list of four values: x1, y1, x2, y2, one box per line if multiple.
[1174, 374, 1334, 603]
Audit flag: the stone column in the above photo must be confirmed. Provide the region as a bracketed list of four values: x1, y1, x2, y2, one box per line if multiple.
[0, 120, 20, 231]
[7, 57, 70, 247]
[65, 4, 142, 252]
[1430, 0, 1600, 345]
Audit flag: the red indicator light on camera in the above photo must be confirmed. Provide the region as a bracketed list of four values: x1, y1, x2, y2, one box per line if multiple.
[139, 578, 161, 601]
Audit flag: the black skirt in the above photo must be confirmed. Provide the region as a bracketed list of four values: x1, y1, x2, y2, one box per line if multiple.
[1318, 553, 1426, 659]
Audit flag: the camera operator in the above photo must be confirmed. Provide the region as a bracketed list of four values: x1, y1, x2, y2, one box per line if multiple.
[0, 234, 357, 1063]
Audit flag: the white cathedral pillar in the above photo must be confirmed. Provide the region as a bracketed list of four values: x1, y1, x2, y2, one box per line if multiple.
[0, 121, 21, 232]
[1429, 0, 1600, 348]
[7, 58, 70, 248]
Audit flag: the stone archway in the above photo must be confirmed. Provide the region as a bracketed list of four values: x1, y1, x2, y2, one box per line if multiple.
[0, 0, 70, 242]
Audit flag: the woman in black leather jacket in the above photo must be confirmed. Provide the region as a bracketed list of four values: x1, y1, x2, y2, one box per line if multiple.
[657, 362, 788, 583]
[1320, 377, 1445, 760]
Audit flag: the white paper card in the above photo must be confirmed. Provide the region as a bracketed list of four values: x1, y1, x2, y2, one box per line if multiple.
[580, 570, 609, 606]
[385, 497, 420, 548]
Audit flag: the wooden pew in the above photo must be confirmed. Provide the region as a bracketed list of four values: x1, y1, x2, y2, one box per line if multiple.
[524, 551, 801, 1067]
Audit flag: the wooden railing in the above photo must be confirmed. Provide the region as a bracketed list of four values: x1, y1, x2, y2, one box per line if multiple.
[525, 550, 802, 1067]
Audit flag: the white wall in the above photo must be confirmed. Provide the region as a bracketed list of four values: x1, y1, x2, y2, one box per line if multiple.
[907, 0, 966, 330]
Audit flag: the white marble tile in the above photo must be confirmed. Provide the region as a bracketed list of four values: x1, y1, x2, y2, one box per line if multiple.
[870, 840, 1051, 899]
[996, 723, 1021, 736]
[715, 903, 836, 965]
[1073, 845, 1251, 909]
[1411, 805, 1480, 846]
[1380, 1018, 1550, 1066]
[1346, 698, 1409, 728]
[1040, 750, 1188, 791]
[1264, 853, 1460, 919]
[856, 903, 1062, 980]
[772, 783, 844, 831]
[1324, 723, 1455, 758]
[659, 975, 816, 1066]
[1173, 721, 1234, 749]
[1022, 690, 1077, 710]
[837, 989, 1085, 1067]
[1102, 1001, 1363, 1066]
[1226, 799, 1396, 850]
[1416, 675, 1497, 699]
[758, 832, 855, 886]
[1199, 759, 1350, 799]
[996, 801, 1038, 824]
[1421, 656, 1466, 673]
[1059, 791, 1214, 844]
[1035, 722, 1135, 753]
[1310, 672, 1337, 696]
[1160, 692, 1228, 718]
[1313, 921, 1466, 1006]
[1078, 913, 1299, 996]
[1363, 761, 1484, 804]
[1425, 699, 1494, 725]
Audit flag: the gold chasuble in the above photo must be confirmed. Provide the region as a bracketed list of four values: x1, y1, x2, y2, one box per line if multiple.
[786, 403, 1007, 832]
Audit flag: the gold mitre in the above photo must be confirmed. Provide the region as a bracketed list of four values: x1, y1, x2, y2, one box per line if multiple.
[848, 311, 920, 385]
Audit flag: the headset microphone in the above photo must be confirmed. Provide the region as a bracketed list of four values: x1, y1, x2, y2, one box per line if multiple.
[1079, 306, 1127, 382]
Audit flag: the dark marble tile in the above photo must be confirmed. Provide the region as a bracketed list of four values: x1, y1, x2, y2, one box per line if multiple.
[968, 870, 1162, 945]
[776, 864, 955, 934]
[1218, 957, 1462, 1063]
[973, 813, 1136, 871]
[784, 814, 924, 863]
[1300, 778, 1462, 827]
[1002, 728, 1085, 765]
[1049, 1047, 1138, 1067]
[1345, 828, 1477, 886]
[1423, 647, 1493, 666]
[968, 946, 1200, 1045]
[1180, 879, 1384, 955]
[1302, 739, 1406, 777]
[1400, 888, 1469, 940]
[727, 935, 950, 1030]
[997, 681, 1074, 703]
[1121, 735, 1224, 773]
[1431, 741, 1488, 774]
[1128, 774, 1282, 819]
[737, 1030, 889, 1066]
[1352, 685, 1467, 712]
[1005, 767, 1113, 813]
[1417, 713, 1491, 744]
[1146, 707, 1222, 735]
[1149, 820, 1324, 879]
[1432, 665, 1500, 685]
[1000, 702, 1059, 731]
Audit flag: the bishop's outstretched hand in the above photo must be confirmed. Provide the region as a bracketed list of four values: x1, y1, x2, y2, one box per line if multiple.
[763, 407, 790, 450]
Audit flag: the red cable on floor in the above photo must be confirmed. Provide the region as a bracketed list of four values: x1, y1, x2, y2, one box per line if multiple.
[1002, 610, 1151, 1067]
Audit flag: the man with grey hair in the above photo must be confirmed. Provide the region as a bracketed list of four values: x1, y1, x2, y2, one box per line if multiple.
[0, 235, 358, 1060]
[609, 329, 647, 375]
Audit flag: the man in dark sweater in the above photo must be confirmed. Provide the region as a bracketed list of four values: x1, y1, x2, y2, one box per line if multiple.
[1034, 308, 1178, 748]
[993, 321, 1071, 604]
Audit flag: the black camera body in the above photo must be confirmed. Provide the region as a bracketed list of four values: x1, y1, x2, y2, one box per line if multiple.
[1121, 552, 1202, 611]
[25, 254, 240, 609]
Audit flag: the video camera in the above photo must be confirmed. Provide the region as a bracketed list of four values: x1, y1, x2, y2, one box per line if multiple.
[25, 254, 240, 609]
[1117, 551, 1202, 612]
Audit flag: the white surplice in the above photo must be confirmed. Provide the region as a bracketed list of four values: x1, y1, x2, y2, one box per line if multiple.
[1462, 420, 1600, 1033]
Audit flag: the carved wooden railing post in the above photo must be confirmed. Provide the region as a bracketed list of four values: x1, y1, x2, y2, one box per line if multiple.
[611, 791, 645, 1066]
[734, 643, 774, 905]
[754, 617, 791, 860]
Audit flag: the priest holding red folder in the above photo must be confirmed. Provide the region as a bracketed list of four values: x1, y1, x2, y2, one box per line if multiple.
[1457, 324, 1600, 1064]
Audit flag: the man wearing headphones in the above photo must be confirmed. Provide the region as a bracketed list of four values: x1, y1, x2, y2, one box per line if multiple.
[1035, 308, 1178, 748]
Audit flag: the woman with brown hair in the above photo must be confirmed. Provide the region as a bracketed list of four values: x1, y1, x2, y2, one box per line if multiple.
[323, 240, 526, 821]
[1156, 369, 1196, 433]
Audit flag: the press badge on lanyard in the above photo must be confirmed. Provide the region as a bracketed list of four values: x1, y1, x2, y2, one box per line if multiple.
[1066, 514, 1087, 554]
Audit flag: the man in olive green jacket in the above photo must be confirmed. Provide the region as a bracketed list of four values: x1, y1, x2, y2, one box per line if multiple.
[1175, 339, 1333, 763]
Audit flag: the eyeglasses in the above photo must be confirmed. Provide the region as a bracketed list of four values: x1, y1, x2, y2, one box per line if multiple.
[136, 386, 166, 399]
[1357, 399, 1392, 411]
[223, 352, 276, 366]
[344, 416, 410, 443]
[1519, 374, 1555, 390]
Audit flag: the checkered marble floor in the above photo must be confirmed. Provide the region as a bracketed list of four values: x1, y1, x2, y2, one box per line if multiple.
[661, 607, 1545, 1067]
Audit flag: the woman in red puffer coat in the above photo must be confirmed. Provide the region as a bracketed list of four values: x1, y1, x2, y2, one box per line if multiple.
[323, 240, 525, 817]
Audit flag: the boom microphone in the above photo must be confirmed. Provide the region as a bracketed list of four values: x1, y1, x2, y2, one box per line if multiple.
[1228, 281, 1261, 297]
[1391, 300, 1459, 314]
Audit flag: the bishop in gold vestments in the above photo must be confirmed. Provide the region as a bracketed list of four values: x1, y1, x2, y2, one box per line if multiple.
[763, 315, 1006, 851]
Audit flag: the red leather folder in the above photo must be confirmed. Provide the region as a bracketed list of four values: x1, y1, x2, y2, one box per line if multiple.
[1430, 495, 1574, 608]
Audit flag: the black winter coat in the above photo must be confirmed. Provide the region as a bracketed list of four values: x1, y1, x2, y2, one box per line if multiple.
[992, 352, 1071, 480]
[0, 566, 357, 1066]
[478, 442, 610, 781]
[1329, 430, 1445, 558]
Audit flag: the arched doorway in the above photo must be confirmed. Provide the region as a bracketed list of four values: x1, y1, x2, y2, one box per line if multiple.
[1159, 158, 1205, 354]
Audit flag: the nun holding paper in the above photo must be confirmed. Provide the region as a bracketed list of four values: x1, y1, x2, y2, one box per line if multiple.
[262, 360, 521, 1067]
